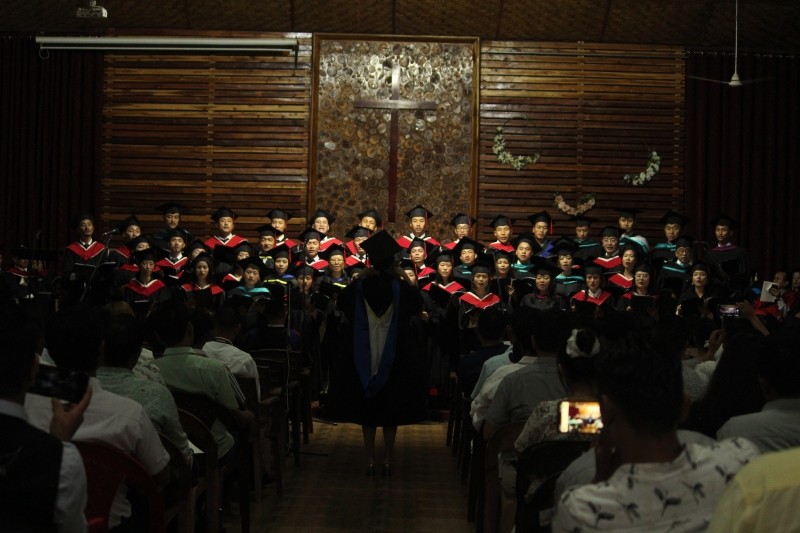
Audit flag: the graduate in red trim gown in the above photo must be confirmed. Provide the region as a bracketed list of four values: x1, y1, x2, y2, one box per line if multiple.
[571, 262, 615, 310]
[309, 209, 343, 253]
[266, 208, 301, 249]
[62, 212, 111, 308]
[457, 257, 501, 355]
[395, 205, 440, 248]
[443, 213, 475, 250]
[486, 215, 515, 253]
[405, 238, 436, 288]
[203, 207, 248, 251]
[155, 228, 191, 287]
[593, 225, 623, 272]
[344, 225, 372, 267]
[122, 248, 171, 318]
[108, 214, 142, 265]
[356, 208, 382, 233]
[180, 253, 225, 311]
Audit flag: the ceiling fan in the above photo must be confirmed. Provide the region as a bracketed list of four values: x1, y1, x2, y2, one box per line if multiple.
[688, 0, 773, 87]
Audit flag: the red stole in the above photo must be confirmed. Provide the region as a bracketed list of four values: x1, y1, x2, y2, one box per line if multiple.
[460, 291, 501, 309]
[203, 234, 247, 250]
[125, 278, 166, 297]
[66, 241, 106, 261]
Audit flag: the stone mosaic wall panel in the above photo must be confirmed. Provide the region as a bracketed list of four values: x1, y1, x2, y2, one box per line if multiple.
[313, 37, 476, 242]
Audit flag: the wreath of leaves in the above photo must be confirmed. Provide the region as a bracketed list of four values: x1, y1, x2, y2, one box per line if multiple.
[492, 119, 540, 171]
[554, 192, 597, 216]
[623, 150, 661, 186]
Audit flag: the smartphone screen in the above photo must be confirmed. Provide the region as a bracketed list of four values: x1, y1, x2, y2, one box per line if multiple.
[28, 365, 89, 404]
[558, 400, 603, 434]
[719, 304, 740, 317]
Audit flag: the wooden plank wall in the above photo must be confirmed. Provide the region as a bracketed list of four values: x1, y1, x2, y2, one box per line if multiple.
[101, 33, 313, 244]
[100, 37, 684, 248]
[477, 41, 685, 245]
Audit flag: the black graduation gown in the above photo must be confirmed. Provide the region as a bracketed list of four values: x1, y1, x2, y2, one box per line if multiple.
[328, 272, 427, 427]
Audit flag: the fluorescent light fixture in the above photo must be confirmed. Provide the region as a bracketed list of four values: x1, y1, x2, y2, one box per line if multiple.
[36, 36, 298, 53]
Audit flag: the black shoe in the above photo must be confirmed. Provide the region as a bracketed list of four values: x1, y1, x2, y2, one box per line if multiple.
[382, 463, 392, 477]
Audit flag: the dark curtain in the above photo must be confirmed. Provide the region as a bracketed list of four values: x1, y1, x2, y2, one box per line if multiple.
[0, 36, 103, 269]
[685, 50, 800, 278]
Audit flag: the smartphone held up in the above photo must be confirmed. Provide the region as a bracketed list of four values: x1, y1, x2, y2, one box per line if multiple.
[558, 400, 603, 435]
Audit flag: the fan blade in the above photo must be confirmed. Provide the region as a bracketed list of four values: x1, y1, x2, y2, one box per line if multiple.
[738, 76, 776, 86]
[687, 75, 728, 85]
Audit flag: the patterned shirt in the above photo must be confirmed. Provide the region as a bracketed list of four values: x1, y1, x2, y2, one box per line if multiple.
[553, 438, 759, 533]
[97, 366, 192, 460]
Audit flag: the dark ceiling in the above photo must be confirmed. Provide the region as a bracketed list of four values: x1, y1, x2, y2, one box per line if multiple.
[4, 0, 800, 54]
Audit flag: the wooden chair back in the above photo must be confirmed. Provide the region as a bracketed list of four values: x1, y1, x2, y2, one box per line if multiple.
[74, 440, 165, 533]
[177, 409, 219, 533]
[482, 421, 525, 533]
[515, 440, 591, 532]
[157, 433, 192, 533]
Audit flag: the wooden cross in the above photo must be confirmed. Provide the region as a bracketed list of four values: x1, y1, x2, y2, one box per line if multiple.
[354, 63, 436, 222]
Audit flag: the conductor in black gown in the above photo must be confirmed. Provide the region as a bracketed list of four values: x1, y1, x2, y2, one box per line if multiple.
[328, 230, 427, 476]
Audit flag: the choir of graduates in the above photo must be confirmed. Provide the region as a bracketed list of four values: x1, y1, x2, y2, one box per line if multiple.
[3, 199, 786, 407]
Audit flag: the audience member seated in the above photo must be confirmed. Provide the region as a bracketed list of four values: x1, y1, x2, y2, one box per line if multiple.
[456, 307, 509, 397]
[469, 308, 537, 431]
[483, 309, 570, 440]
[553, 334, 759, 532]
[147, 300, 250, 461]
[203, 303, 261, 400]
[681, 330, 766, 439]
[25, 305, 170, 530]
[0, 305, 91, 533]
[709, 446, 800, 533]
[717, 328, 800, 452]
[97, 313, 192, 461]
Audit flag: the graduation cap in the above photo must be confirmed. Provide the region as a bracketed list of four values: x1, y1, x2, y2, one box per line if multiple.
[615, 207, 641, 219]
[569, 215, 597, 227]
[470, 252, 495, 275]
[345, 225, 372, 240]
[265, 243, 292, 262]
[599, 226, 620, 238]
[237, 256, 266, 278]
[674, 235, 694, 249]
[131, 247, 166, 264]
[452, 237, 482, 263]
[489, 215, 514, 228]
[405, 204, 433, 220]
[690, 261, 710, 275]
[210, 207, 237, 222]
[532, 258, 560, 278]
[165, 227, 190, 242]
[70, 212, 95, 229]
[189, 253, 214, 271]
[449, 213, 476, 227]
[321, 243, 345, 261]
[186, 239, 210, 256]
[511, 232, 537, 249]
[710, 213, 738, 230]
[581, 261, 605, 277]
[114, 214, 141, 234]
[552, 239, 576, 258]
[233, 242, 254, 258]
[266, 208, 292, 222]
[660, 210, 689, 226]
[255, 224, 281, 239]
[125, 235, 151, 253]
[490, 248, 515, 264]
[429, 248, 455, 267]
[357, 208, 383, 228]
[399, 258, 416, 272]
[407, 237, 437, 258]
[345, 260, 368, 278]
[298, 227, 324, 243]
[310, 209, 336, 226]
[155, 201, 184, 215]
[361, 230, 403, 270]
[634, 262, 654, 276]
[292, 263, 320, 278]
[527, 211, 552, 226]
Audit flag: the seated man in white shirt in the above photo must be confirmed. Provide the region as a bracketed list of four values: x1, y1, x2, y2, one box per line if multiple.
[25, 305, 170, 530]
[1, 306, 91, 533]
[553, 334, 759, 532]
[203, 303, 261, 400]
[717, 328, 800, 452]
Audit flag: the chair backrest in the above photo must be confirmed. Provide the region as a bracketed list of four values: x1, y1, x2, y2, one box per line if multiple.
[170, 390, 242, 434]
[74, 440, 165, 533]
[483, 420, 525, 533]
[515, 439, 591, 532]
[177, 408, 220, 533]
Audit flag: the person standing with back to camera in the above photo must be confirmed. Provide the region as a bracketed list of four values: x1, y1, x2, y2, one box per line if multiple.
[328, 230, 428, 477]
